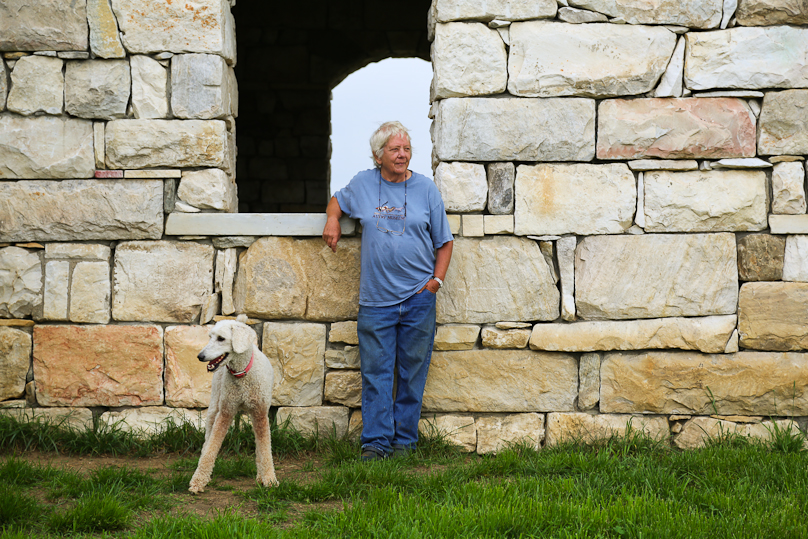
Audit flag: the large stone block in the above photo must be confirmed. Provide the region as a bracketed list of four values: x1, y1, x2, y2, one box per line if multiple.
[674, 417, 804, 449]
[6, 56, 64, 116]
[575, 234, 738, 320]
[0, 247, 41, 319]
[600, 351, 808, 415]
[0, 327, 31, 401]
[263, 322, 326, 407]
[487, 162, 514, 215]
[434, 97, 595, 162]
[100, 407, 205, 435]
[508, 22, 677, 98]
[546, 413, 670, 446]
[276, 406, 349, 439]
[69, 261, 111, 324]
[419, 414, 477, 452]
[0, 180, 163, 242]
[234, 237, 361, 322]
[112, 241, 214, 323]
[165, 325, 213, 408]
[475, 413, 544, 454]
[437, 237, 559, 324]
[514, 163, 636, 236]
[434, 0, 557, 21]
[0, 0, 89, 51]
[0, 407, 93, 431]
[171, 54, 237, 119]
[324, 371, 361, 408]
[434, 324, 481, 351]
[423, 349, 578, 412]
[684, 27, 808, 90]
[568, 0, 722, 27]
[737, 234, 785, 282]
[33, 324, 163, 407]
[736, 0, 808, 25]
[87, 0, 126, 58]
[759, 91, 808, 156]
[597, 98, 757, 160]
[433, 22, 507, 99]
[65, 60, 131, 120]
[131, 55, 169, 119]
[178, 169, 237, 212]
[434, 162, 487, 213]
[771, 162, 807, 214]
[739, 282, 808, 351]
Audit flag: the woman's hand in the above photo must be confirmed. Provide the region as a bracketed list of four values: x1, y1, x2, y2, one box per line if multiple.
[417, 279, 440, 294]
[323, 196, 343, 252]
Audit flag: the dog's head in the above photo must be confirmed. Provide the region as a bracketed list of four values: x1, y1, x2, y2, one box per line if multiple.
[197, 315, 257, 373]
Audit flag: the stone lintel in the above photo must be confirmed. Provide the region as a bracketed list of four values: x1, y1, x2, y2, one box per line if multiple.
[165, 213, 356, 237]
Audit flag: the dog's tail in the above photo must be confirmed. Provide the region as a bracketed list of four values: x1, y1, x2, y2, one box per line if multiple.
[236, 314, 249, 324]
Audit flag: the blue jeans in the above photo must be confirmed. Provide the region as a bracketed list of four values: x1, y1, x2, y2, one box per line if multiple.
[357, 289, 437, 455]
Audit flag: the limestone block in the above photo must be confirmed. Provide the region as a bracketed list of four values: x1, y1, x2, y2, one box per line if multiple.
[545, 413, 670, 446]
[529, 316, 738, 354]
[737, 234, 784, 281]
[508, 22, 676, 98]
[325, 346, 360, 369]
[171, 54, 237, 119]
[199, 293, 218, 325]
[578, 353, 600, 411]
[448, 215, 461, 235]
[487, 162, 514, 215]
[597, 98, 756, 160]
[0, 247, 42, 319]
[423, 349, 578, 412]
[165, 325, 213, 408]
[484, 215, 514, 235]
[784, 236, 808, 282]
[0, 0, 89, 51]
[100, 407, 205, 435]
[263, 322, 326, 407]
[568, 0, 722, 27]
[433, 22, 507, 99]
[739, 282, 808, 351]
[772, 162, 807, 214]
[87, 0, 126, 58]
[33, 324, 163, 407]
[216, 248, 237, 315]
[653, 36, 685, 98]
[600, 351, 808, 415]
[684, 27, 808, 90]
[434, 0, 557, 21]
[434, 97, 595, 162]
[65, 60, 130, 120]
[0, 60, 7, 111]
[434, 324, 481, 351]
[557, 236, 576, 321]
[329, 321, 358, 344]
[476, 413, 544, 454]
[6, 56, 63, 115]
[558, 6, 609, 22]
[674, 417, 803, 449]
[462, 215, 484, 237]
[437, 237, 559, 324]
[276, 406, 350, 439]
[130, 56, 168, 119]
[770, 215, 808, 234]
[45, 244, 111, 261]
[514, 163, 636, 236]
[43, 261, 69, 321]
[480, 326, 531, 349]
[178, 169, 237, 212]
[419, 414, 476, 452]
[234, 237, 361, 322]
[736, 0, 808, 25]
[69, 261, 111, 324]
[324, 371, 361, 408]
[0, 180, 163, 242]
[112, 241, 214, 323]
[0, 327, 31, 401]
[575, 233, 738, 320]
[0, 407, 93, 431]
[628, 160, 699, 172]
[759, 91, 808, 156]
[434, 162, 487, 212]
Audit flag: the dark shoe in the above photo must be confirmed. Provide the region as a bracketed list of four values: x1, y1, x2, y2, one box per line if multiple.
[360, 447, 386, 462]
[390, 444, 413, 459]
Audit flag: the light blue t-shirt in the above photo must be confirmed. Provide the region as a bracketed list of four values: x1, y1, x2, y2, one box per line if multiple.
[335, 168, 454, 307]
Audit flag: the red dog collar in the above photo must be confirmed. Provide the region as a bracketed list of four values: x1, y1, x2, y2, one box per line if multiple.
[228, 352, 254, 378]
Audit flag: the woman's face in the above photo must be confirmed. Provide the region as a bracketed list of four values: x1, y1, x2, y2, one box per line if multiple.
[376, 134, 412, 178]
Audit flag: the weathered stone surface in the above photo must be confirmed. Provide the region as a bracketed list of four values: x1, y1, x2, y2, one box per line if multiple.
[130, 55, 169, 119]
[557, 236, 576, 321]
[480, 326, 530, 349]
[329, 321, 358, 345]
[65, 60, 130, 120]
[597, 98, 756, 160]
[558, 6, 609, 22]
[736, 0, 808, 25]
[434, 162, 488, 212]
[263, 322, 325, 407]
[178, 169, 237, 212]
[759, 91, 808, 156]
[770, 215, 808, 234]
[69, 262, 110, 324]
[772, 162, 807, 215]
[324, 371, 361, 408]
[600, 351, 808, 415]
[276, 406, 349, 439]
[685, 27, 808, 90]
[87, 0, 126, 58]
[43, 261, 69, 321]
[529, 316, 738, 353]
[484, 215, 514, 235]
[171, 54, 237, 119]
[0, 407, 93, 430]
[433, 22, 507, 99]
[325, 346, 360, 369]
[643, 170, 767, 232]
[437, 237, 559, 324]
[784, 236, 808, 282]
[476, 413, 544, 454]
[45, 244, 111, 261]
[515, 164, 635, 236]
[0, 247, 41, 319]
[737, 234, 784, 281]
[674, 417, 803, 449]
[234, 238, 361, 322]
[0, 0, 89, 51]
[423, 350, 578, 412]
[653, 36, 685, 98]
[214, 248, 237, 315]
[546, 413, 670, 446]
[33, 324, 163, 407]
[6, 56, 63, 115]
[508, 22, 676, 98]
[575, 234, 738, 320]
[100, 407, 205, 435]
[487, 162, 514, 215]
[0, 60, 7, 111]
[0, 115, 95, 179]
[578, 353, 600, 411]
[434, 97, 595, 162]
[112, 241, 214, 323]
[434, 325, 481, 351]
[711, 157, 772, 169]
[419, 414, 477, 452]
[0, 327, 31, 401]
[628, 159, 699, 171]
[462, 215, 484, 237]
[568, 0, 722, 27]
[434, 0, 557, 21]
[739, 282, 808, 351]
[0, 180, 163, 242]
[199, 293, 218, 325]
[164, 325, 213, 408]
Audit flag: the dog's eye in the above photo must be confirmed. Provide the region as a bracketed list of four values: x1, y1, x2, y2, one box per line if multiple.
[217, 336, 225, 342]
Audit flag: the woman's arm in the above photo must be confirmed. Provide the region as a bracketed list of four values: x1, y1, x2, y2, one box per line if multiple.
[421, 240, 453, 294]
[323, 196, 343, 252]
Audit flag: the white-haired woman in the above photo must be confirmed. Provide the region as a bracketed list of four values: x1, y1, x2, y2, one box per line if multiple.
[323, 121, 453, 461]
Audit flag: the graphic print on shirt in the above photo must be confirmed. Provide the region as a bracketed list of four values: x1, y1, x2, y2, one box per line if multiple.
[374, 200, 405, 221]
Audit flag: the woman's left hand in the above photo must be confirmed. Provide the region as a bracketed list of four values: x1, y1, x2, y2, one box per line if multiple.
[417, 279, 440, 294]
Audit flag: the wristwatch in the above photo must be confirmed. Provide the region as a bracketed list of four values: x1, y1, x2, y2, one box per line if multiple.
[432, 276, 443, 288]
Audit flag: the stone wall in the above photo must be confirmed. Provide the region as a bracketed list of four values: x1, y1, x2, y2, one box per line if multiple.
[2, 0, 808, 454]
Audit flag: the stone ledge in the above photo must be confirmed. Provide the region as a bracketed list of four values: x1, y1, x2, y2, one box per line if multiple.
[165, 213, 356, 237]
[769, 214, 808, 234]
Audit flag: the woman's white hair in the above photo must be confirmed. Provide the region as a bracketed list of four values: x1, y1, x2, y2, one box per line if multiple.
[369, 121, 412, 168]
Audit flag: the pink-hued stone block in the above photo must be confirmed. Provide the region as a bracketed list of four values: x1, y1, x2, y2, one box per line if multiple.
[94, 169, 124, 178]
[164, 325, 212, 408]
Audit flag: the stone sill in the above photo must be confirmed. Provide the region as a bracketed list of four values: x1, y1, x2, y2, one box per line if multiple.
[164, 213, 356, 237]
[769, 214, 808, 234]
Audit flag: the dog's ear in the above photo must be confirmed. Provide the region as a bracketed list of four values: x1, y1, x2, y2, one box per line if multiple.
[231, 323, 255, 354]
[236, 314, 249, 324]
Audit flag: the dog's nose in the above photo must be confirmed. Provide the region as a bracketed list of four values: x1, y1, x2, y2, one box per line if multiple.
[197, 352, 205, 361]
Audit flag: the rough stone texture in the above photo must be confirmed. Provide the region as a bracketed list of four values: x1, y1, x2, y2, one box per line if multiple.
[480, 326, 531, 349]
[178, 169, 237, 212]
[770, 215, 808, 234]
[575, 234, 738, 320]
[87, 0, 126, 58]
[100, 407, 205, 435]
[484, 215, 514, 235]
[487, 162, 514, 215]
[324, 371, 361, 408]
[0, 0, 89, 51]
[329, 321, 358, 345]
[759, 91, 808, 156]
[234, 237, 361, 322]
[423, 350, 578, 412]
[434, 97, 595, 162]
[628, 159, 699, 172]
[65, 60, 131, 120]
[643, 170, 767, 232]
[33, 325, 163, 407]
[558, 6, 609, 22]
[0, 115, 95, 179]
[437, 237, 559, 324]
[0, 180, 163, 242]
[736, 0, 808, 25]
[557, 236, 576, 321]
[6, 56, 64, 116]
[70, 262, 110, 324]
[685, 27, 808, 90]
[653, 36, 685, 98]
[171, 54, 237, 119]
[112, 241, 214, 323]
[433, 22, 507, 99]
[578, 353, 600, 411]
[0, 247, 42, 319]
[434, 0, 557, 21]
[276, 406, 349, 439]
[476, 413, 544, 454]
[772, 162, 807, 214]
[514, 164, 635, 236]
[0, 327, 31, 401]
[263, 322, 326, 407]
[325, 346, 360, 369]
[508, 22, 676, 98]
[545, 413, 670, 445]
[784, 236, 808, 283]
[419, 414, 477, 452]
[43, 261, 69, 321]
[568, 0, 722, 27]
[130, 55, 168, 119]
[0, 407, 93, 431]
[739, 282, 808, 350]
[434, 162, 488, 212]
[0, 60, 6, 111]
[46, 244, 111, 261]
[529, 316, 738, 354]
[216, 248, 237, 315]
[674, 417, 803, 449]
[462, 215, 484, 237]
[600, 351, 808, 415]
[737, 234, 785, 281]
[434, 325, 481, 351]
[597, 98, 757, 160]
[165, 325, 212, 408]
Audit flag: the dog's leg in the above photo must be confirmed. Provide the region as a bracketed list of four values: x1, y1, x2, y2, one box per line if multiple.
[189, 410, 233, 494]
[250, 407, 278, 487]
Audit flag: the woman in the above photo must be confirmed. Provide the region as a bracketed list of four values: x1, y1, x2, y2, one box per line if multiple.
[323, 121, 454, 460]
